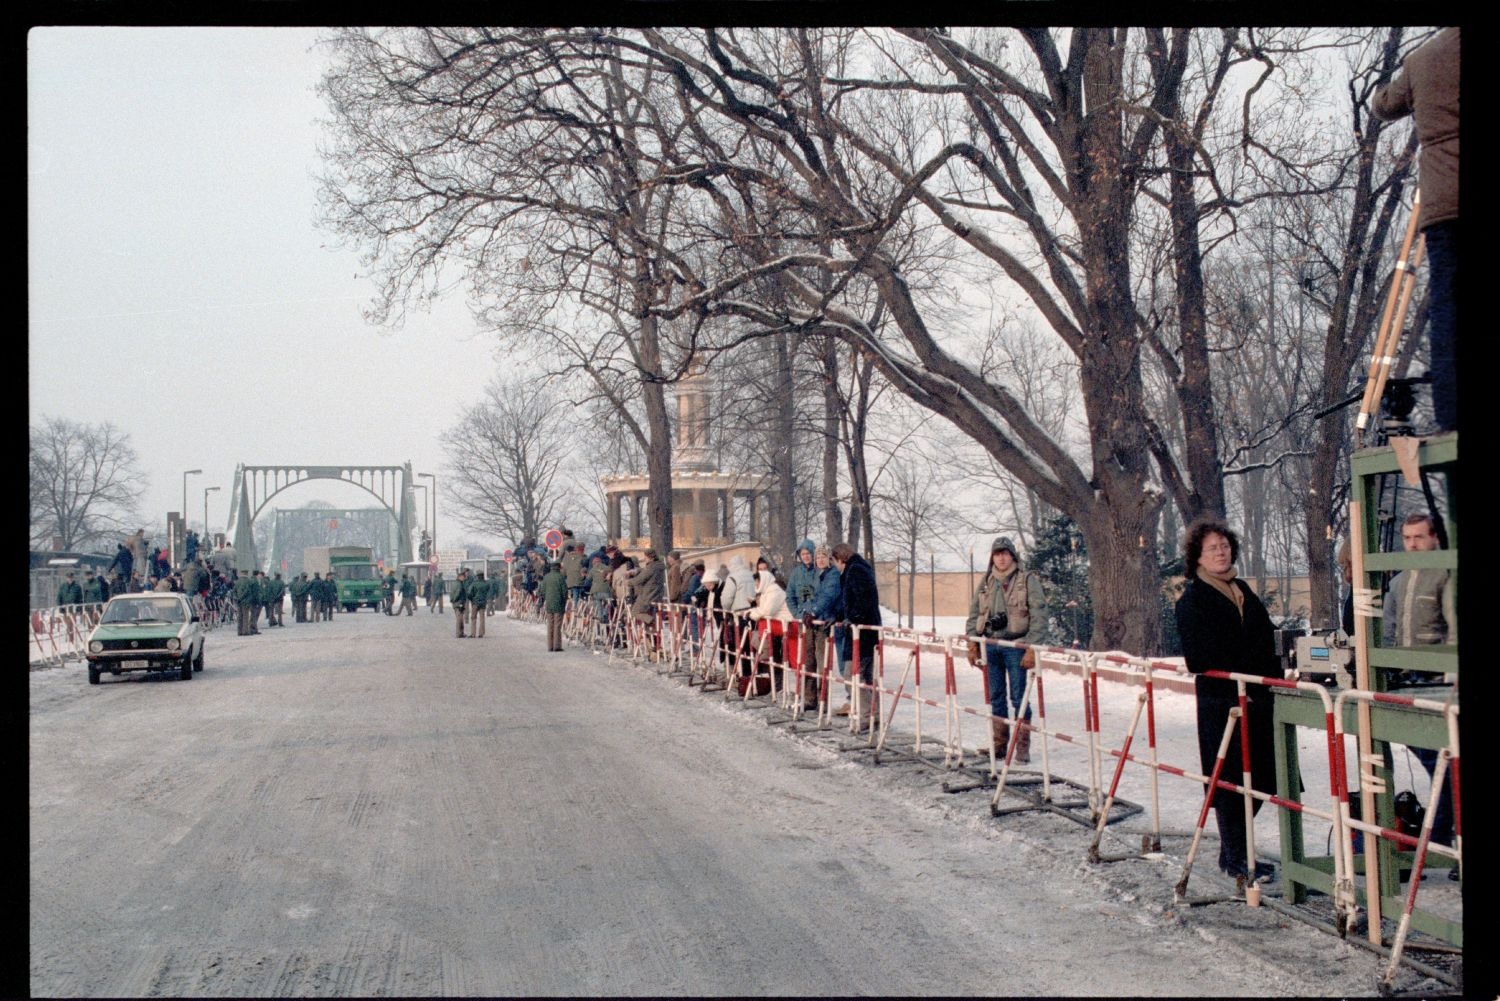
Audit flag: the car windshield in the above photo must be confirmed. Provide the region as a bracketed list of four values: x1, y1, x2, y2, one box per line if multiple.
[334, 564, 377, 581]
[100, 599, 185, 624]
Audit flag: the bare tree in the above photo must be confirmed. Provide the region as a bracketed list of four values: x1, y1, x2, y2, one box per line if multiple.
[318, 28, 708, 556]
[440, 378, 576, 545]
[873, 454, 956, 627]
[29, 417, 144, 552]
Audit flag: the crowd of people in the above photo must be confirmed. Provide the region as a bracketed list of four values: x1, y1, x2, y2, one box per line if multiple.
[502, 532, 1052, 743]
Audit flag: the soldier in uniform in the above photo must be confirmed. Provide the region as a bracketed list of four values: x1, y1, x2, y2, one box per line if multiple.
[289, 573, 308, 622]
[431, 571, 446, 613]
[246, 571, 264, 632]
[396, 573, 417, 615]
[233, 571, 259, 635]
[452, 568, 470, 638]
[310, 572, 327, 622]
[56, 571, 83, 607]
[469, 572, 489, 637]
[81, 569, 107, 605]
[381, 570, 397, 615]
[266, 572, 286, 626]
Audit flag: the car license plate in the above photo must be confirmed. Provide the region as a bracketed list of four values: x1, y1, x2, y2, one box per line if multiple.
[121, 659, 150, 669]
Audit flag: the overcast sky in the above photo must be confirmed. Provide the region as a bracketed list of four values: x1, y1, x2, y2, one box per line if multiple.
[29, 27, 506, 552]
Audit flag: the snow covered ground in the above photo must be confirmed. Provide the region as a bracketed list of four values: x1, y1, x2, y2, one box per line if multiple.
[31, 602, 1463, 995]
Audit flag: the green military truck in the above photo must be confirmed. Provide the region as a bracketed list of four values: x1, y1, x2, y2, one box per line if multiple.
[304, 545, 382, 612]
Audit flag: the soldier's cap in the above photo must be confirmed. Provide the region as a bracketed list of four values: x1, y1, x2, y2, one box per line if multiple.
[65, 571, 76, 578]
[991, 536, 1019, 558]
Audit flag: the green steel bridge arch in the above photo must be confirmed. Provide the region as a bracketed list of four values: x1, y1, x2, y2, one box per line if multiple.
[224, 463, 419, 571]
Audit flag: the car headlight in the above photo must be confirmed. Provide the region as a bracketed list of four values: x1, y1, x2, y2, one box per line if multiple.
[167, 638, 181, 651]
[89, 640, 103, 653]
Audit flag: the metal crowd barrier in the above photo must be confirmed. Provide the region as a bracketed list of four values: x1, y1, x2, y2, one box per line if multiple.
[599, 601, 1459, 990]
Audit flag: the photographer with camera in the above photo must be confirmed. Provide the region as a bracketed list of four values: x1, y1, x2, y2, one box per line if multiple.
[966, 536, 1047, 763]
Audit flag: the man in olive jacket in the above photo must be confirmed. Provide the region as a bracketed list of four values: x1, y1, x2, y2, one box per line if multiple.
[452, 568, 470, 638]
[265, 572, 286, 627]
[468, 572, 489, 638]
[233, 572, 260, 635]
[965, 536, 1048, 762]
[56, 572, 83, 607]
[289, 573, 308, 622]
[542, 561, 568, 651]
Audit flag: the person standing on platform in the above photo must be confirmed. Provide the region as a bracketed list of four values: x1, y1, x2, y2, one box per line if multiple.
[1372, 27, 1460, 433]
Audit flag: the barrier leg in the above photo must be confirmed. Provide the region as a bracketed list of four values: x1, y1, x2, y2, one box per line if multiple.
[1088, 692, 1147, 863]
[1175, 708, 1242, 903]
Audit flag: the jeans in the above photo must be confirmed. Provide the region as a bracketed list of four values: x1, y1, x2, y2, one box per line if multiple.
[1424, 220, 1458, 432]
[985, 643, 1031, 721]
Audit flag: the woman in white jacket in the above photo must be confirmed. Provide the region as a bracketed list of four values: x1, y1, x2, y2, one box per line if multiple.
[748, 570, 793, 677]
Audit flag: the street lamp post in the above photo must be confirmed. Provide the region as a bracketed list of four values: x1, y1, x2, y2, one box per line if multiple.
[413, 483, 429, 557]
[412, 484, 428, 530]
[418, 472, 436, 553]
[203, 486, 221, 542]
[181, 469, 202, 565]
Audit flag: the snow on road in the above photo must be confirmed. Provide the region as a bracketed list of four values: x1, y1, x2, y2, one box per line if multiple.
[29, 606, 1439, 996]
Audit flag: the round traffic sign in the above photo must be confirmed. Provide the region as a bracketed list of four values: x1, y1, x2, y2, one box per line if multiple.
[542, 529, 563, 549]
[503, 548, 514, 560]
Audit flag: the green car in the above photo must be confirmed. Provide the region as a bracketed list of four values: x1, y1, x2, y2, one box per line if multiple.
[85, 594, 206, 684]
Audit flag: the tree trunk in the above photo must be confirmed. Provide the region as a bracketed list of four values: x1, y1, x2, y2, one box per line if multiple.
[770, 330, 797, 567]
[822, 338, 844, 544]
[637, 313, 675, 557]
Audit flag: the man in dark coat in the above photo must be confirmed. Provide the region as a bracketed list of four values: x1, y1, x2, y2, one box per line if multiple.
[1174, 519, 1283, 886]
[830, 543, 881, 729]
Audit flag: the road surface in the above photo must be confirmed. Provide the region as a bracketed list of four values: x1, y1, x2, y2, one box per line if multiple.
[31, 606, 1390, 995]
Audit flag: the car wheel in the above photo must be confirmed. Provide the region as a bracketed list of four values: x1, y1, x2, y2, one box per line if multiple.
[88, 663, 100, 685]
[193, 645, 204, 672]
[180, 654, 193, 680]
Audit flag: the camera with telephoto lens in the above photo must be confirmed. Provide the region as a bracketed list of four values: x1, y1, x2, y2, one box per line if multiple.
[986, 611, 1008, 637]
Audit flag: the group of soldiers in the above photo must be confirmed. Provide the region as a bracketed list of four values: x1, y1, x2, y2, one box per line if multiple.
[447, 567, 507, 638]
[230, 570, 289, 635]
[228, 571, 351, 635]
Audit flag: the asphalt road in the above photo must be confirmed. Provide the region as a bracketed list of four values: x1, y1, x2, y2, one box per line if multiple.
[30, 605, 1387, 996]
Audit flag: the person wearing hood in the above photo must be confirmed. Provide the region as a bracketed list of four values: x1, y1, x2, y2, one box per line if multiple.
[785, 539, 820, 706]
[965, 535, 1047, 764]
[801, 544, 842, 712]
[748, 568, 794, 682]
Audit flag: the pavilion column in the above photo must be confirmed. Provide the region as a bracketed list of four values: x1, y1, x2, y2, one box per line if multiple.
[629, 493, 640, 541]
[748, 494, 759, 543]
[692, 489, 702, 546]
